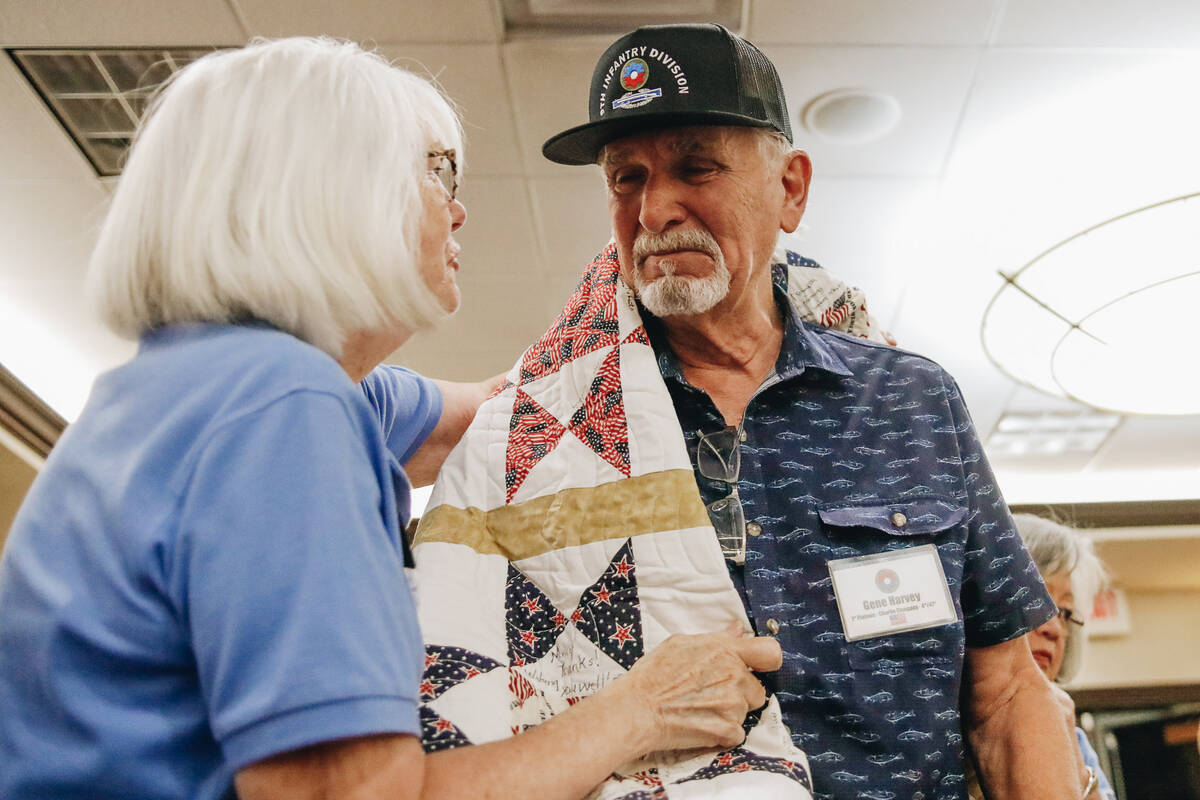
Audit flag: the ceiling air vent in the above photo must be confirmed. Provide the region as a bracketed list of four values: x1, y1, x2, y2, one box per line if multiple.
[9, 48, 222, 177]
[502, 0, 742, 36]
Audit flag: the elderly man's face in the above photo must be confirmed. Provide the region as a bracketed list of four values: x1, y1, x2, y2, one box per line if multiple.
[600, 126, 801, 318]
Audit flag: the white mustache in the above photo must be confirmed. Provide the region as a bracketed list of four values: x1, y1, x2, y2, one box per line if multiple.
[632, 228, 722, 269]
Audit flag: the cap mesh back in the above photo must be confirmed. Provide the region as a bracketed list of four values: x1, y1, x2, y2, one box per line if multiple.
[731, 35, 792, 142]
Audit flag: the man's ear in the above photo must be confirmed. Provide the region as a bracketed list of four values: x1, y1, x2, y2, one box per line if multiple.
[780, 150, 813, 234]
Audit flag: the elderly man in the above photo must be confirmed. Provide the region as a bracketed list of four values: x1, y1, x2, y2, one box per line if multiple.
[536, 22, 1094, 800]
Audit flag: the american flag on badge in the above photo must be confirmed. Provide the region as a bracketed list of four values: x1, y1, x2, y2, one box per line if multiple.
[889, 612, 907, 625]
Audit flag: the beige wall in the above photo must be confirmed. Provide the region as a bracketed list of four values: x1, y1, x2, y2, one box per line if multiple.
[0, 436, 39, 554]
[1068, 526, 1200, 690]
[1073, 589, 1200, 688]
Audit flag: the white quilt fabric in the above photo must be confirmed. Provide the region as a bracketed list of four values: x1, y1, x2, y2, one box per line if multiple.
[411, 243, 884, 799]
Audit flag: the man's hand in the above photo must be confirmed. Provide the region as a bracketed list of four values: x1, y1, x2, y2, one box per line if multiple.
[613, 629, 783, 753]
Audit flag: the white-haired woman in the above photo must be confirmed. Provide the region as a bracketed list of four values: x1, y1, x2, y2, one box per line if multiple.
[0, 38, 777, 800]
[969, 513, 1116, 800]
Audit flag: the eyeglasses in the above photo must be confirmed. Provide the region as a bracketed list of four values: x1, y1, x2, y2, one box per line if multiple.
[1055, 606, 1085, 628]
[426, 149, 458, 200]
[696, 426, 746, 565]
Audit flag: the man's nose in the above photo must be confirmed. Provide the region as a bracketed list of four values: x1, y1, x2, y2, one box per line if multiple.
[638, 175, 688, 233]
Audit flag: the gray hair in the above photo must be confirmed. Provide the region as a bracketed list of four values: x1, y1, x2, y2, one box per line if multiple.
[1012, 512, 1109, 682]
[598, 125, 797, 169]
[756, 128, 795, 161]
[88, 37, 463, 360]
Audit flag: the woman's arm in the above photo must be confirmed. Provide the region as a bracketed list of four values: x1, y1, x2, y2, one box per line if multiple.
[404, 373, 505, 487]
[235, 630, 780, 800]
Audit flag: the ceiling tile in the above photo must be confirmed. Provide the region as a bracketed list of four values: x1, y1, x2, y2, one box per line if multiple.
[765, 45, 980, 177]
[503, 36, 610, 177]
[236, 0, 501, 43]
[0, 0, 244, 47]
[0, 177, 108, 283]
[936, 49, 1200, 308]
[1090, 417, 1200, 472]
[377, 44, 521, 178]
[749, 0, 1001, 45]
[0, 173, 129, 419]
[0, 54, 95, 180]
[789, 175, 939, 332]
[995, 0, 1200, 48]
[897, 48, 1200, 441]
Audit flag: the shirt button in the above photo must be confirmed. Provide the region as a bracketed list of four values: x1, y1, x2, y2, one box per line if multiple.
[891, 512, 908, 528]
[746, 522, 762, 537]
[766, 618, 780, 635]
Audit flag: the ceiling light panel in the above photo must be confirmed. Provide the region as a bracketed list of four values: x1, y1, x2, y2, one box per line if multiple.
[9, 48, 219, 177]
[986, 410, 1122, 459]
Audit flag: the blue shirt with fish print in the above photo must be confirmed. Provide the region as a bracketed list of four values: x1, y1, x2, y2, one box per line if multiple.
[643, 259, 1055, 800]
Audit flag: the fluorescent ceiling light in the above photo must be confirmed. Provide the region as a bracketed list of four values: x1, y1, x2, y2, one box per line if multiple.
[987, 410, 1121, 458]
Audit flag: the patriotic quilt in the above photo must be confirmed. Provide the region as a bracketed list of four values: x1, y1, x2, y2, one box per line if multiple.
[411, 242, 885, 799]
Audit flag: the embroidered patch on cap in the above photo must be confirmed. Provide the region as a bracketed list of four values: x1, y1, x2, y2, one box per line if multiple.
[613, 87, 663, 110]
[620, 58, 649, 91]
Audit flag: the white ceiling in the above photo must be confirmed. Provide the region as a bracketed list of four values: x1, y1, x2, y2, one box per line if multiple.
[1, 0, 1198, 505]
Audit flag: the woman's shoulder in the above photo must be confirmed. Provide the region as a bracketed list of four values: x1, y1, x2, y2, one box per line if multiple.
[119, 322, 364, 436]
[149, 322, 351, 395]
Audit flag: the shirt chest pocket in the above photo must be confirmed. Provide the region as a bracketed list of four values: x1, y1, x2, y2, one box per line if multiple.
[817, 497, 968, 671]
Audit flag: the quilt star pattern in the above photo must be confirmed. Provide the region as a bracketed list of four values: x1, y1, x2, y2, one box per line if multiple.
[411, 241, 884, 798]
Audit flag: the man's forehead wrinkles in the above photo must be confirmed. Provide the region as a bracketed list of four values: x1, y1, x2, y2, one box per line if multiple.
[667, 132, 725, 156]
[602, 126, 742, 166]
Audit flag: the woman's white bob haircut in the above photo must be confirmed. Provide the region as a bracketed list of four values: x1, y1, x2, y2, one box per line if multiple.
[1012, 513, 1109, 683]
[88, 37, 463, 359]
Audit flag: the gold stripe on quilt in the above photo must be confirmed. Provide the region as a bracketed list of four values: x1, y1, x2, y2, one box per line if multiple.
[414, 468, 710, 561]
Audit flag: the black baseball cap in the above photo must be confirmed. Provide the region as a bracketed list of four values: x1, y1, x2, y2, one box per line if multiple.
[542, 23, 792, 166]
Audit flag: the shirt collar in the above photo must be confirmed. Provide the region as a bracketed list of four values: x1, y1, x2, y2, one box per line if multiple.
[645, 262, 853, 387]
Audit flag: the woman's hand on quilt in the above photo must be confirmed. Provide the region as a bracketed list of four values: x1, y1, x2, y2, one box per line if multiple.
[618, 630, 782, 753]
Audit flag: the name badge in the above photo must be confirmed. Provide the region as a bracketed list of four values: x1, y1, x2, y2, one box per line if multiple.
[827, 544, 957, 641]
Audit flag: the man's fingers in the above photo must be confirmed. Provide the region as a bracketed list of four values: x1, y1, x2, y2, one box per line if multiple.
[729, 635, 783, 672]
[721, 621, 749, 638]
[739, 670, 768, 710]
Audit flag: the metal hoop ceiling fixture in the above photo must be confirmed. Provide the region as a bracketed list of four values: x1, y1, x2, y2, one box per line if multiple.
[981, 191, 1200, 416]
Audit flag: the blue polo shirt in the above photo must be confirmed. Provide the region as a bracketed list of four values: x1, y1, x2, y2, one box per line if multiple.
[645, 262, 1054, 800]
[0, 323, 440, 800]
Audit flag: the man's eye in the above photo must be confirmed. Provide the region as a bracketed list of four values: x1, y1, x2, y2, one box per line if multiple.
[608, 172, 643, 193]
[680, 165, 718, 180]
